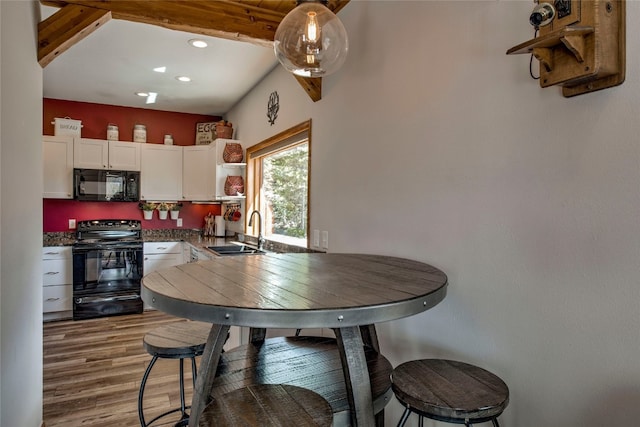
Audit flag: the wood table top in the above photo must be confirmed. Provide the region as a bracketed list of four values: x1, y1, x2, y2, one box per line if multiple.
[142, 253, 448, 328]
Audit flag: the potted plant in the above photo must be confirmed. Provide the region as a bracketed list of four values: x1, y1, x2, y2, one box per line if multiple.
[169, 202, 183, 220]
[157, 202, 170, 220]
[139, 202, 156, 220]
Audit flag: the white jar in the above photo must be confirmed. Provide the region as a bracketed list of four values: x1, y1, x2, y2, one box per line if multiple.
[133, 124, 146, 143]
[107, 124, 119, 141]
[163, 134, 173, 145]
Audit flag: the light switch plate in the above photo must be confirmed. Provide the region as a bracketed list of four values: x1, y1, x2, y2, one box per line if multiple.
[68, 219, 76, 229]
[321, 231, 329, 249]
[313, 229, 320, 247]
[177, 218, 183, 227]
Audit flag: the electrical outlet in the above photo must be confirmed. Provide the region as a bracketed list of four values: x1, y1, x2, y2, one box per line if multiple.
[68, 219, 76, 229]
[177, 218, 183, 227]
[313, 229, 320, 247]
[321, 231, 329, 249]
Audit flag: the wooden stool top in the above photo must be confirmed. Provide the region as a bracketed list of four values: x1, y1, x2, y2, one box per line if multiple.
[143, 321, 211, 358]
[391, 359, 509, 421]
[199, 384, 333, 427]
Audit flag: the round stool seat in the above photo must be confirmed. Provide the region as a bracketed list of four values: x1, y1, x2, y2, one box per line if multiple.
[143, 320, 211, 358]
[138, 321, 212, 427]
[199, 384, 333, 427]
[391, 359, 509, 426]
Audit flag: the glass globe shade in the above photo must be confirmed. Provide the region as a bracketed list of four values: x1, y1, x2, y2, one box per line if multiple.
[274, 2, 348, 77]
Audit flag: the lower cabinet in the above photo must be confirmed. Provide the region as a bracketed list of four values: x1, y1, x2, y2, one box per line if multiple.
[42, 246, 73, 319]
[143, 242, 184, 310]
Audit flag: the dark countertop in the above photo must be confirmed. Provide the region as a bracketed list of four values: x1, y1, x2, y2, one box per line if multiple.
[43, 229, 321, 254]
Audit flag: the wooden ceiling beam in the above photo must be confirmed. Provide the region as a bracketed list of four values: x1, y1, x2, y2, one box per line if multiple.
[39, 0, 350, 101]
[38, 4, 111, 67]
[40, 0, 286, 47]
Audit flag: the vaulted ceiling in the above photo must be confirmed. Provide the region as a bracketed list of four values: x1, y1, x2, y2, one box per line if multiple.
[39, 0, 350, 106]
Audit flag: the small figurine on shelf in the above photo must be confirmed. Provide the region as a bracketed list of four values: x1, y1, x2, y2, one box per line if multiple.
[204, 212, 215, 237]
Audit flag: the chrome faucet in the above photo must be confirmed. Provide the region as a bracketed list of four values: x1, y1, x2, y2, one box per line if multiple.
[248, 210, 265, 250]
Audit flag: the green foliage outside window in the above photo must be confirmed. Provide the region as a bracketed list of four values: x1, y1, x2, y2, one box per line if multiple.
[263, 143, 309, 239]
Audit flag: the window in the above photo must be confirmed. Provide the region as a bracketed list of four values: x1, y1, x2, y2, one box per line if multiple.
[246, 120, 311, 248]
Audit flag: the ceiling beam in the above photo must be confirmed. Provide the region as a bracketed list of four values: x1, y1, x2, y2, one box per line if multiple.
[38, 4, 111, 67]
[39, 0, 350, 102]
[40, 0, 287, 47]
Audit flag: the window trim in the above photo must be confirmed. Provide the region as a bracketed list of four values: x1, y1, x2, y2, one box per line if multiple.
[245, 120, 312, 248]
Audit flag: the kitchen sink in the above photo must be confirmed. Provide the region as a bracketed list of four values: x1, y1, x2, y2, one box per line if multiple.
[206, 245, 266, 256]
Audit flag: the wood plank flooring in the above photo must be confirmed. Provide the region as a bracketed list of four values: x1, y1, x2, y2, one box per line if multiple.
[43, 311, 202, 427]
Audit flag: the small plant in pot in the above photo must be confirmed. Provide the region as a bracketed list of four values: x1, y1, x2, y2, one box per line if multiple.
[169, 202, 183, 220]
[139, 202, 156, 220]
[156, 202, 170, 220]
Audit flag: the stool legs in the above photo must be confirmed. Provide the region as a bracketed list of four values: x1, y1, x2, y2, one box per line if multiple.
[138, 355, 197, 427]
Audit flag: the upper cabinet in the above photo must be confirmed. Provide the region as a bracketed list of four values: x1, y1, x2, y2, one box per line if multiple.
[140, 144, 182, 201]
[74, 138, 141, 171]
[43, 135, 74, 199]
[183, 145, 216, 201]
[182, 139, 246, 202]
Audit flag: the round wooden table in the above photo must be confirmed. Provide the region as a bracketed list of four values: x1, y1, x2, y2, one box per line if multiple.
[142, 253, 448, 426]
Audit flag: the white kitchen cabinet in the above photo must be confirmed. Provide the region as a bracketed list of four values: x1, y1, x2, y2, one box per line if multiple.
[182, 145, 216, 201]
[42, 247, 73, 318]
[43, 135, 74, 199]
[140, 144, 182, 201]
[74, 138, 141, 171]
[143, 242, 183, 310]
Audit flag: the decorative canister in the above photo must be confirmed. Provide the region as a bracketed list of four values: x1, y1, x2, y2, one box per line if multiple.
[223, 142, 243, 163]
[224, 176, 245, 196]
[163, 134, 173, 145]
[107, 124, 119, 141]
[133, 124, 147, 143]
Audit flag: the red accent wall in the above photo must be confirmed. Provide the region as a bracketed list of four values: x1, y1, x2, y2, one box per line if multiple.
[44, 98, 221, 144]
[43, 99, 223, 232]
[43, 199, 221, 232]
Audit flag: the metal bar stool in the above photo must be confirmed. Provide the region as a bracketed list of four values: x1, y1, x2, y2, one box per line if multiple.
[391, 359, 509, 427]
[138, 321, 212, 427]
[198, 384, 334, 426]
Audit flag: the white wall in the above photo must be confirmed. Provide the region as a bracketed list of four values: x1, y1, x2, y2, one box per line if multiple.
[227, 1, 640, 426]
[0, 1, 44, 426]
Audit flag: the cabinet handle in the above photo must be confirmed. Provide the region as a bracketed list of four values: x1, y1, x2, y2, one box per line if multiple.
[144, 257, 149, 260]
[157, 246, 167, 250]
[46, 297, 60, 301]
[45, 271, 60, 275]
[44, 252, 60, 255]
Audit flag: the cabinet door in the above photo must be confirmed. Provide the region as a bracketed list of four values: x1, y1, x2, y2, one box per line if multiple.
[183, 145, 216, 201]
[43, 285, 73, 313]
[74, 138, 109, 169]
[108, 141, 141, 171]
[140, 144, 182, 200]
[43, 136, 74, 199]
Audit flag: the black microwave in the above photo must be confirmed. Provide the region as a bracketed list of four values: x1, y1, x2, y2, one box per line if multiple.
[74, 168, 140, 202]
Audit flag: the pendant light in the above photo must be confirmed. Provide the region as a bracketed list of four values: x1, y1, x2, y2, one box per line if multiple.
[274, 0, 348, 77]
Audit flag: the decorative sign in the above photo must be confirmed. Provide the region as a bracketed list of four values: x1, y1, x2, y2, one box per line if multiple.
[195, 122, 216, 145]
[267, 91, 279, 126]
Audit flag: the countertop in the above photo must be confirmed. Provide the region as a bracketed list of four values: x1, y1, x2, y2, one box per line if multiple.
[43, 230, 321, 255]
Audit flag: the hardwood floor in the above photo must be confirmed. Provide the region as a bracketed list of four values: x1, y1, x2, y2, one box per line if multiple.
[43, 311, 202, 427]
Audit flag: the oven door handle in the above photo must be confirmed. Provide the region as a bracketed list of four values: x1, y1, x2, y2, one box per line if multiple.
[75, 295, 140, 304]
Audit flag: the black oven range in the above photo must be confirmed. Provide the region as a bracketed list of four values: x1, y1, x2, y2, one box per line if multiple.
[72, 219, 143, 320]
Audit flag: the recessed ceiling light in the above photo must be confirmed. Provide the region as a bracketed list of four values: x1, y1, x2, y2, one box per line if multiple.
[153, 66, 167, 73]
[146, 92, 158, 104]
[188, 39, 208, 48]
[176, 76, 191, 82]
[135, 92, 149, 97]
